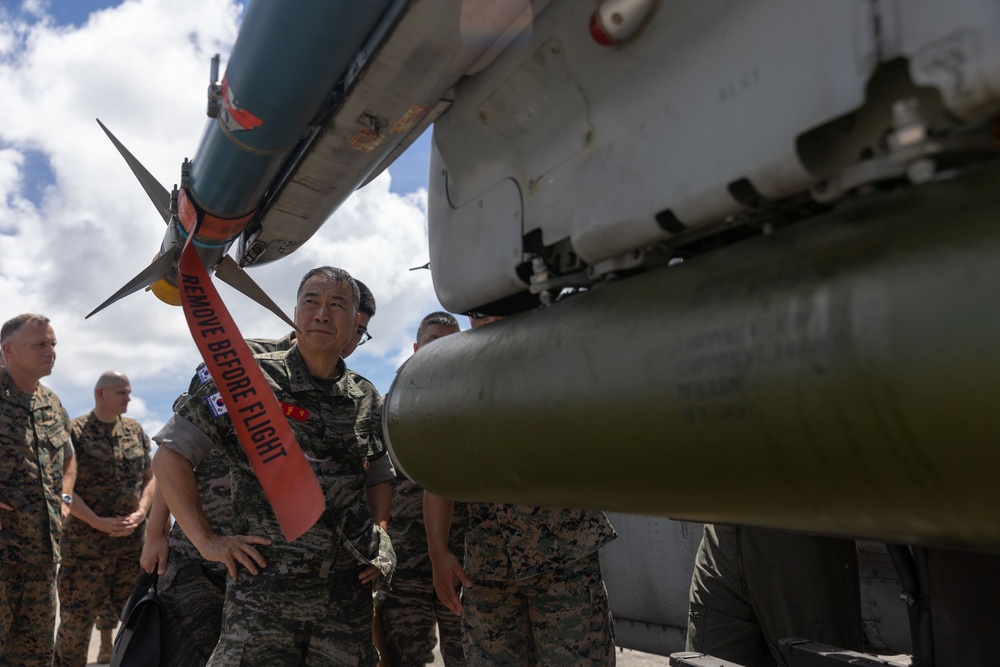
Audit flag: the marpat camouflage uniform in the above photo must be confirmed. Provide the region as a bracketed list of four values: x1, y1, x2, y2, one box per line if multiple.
[55, 413, 151, 667]
[95, 597, 120, 632]
[159, 346, 394, 666]
[379, 475, 468, 666]
[0, 367, 71, 666]
[686, 524, 863, 667]
[462, 503, 617, 667]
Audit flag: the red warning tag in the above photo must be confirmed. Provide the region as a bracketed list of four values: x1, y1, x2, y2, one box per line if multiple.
[178, 235, 325, 542]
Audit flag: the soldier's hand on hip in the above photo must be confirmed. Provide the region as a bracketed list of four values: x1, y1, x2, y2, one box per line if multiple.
[197, 533, 272, 578]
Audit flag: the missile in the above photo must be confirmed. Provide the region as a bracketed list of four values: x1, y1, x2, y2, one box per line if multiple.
[87, 0, 397, 323]
[88, 0, 541, 319]
[385, 159, 1000, 552]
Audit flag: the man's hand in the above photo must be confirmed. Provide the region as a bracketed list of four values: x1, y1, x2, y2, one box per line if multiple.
[195, 533, 272, 579]
[95, 516, 137, 538]
[60, 502, 71, 523]
[0, 500, 12, 530]
[122, 508, 148, 529]
[430, 549, 473, 616]
[358, 563, 380, 585]
[141, 532, 170, 575]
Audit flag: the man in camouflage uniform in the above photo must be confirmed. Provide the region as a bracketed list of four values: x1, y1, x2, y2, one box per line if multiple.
[94, 598, 121, 663]
[341, 279, 376, 358]
[142, 443, 232, 666]
[152, 267, 394, 666]
[141, 277, 381, 666]
[378, 312, 467, 666]
[0, 313, 76, 666]
[54, 371, 155, 667]
[685, 524, 862, 667]
[424, 314, 618, 666]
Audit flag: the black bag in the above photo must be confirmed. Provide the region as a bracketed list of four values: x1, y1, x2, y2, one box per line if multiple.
[111, 570, 162, 667]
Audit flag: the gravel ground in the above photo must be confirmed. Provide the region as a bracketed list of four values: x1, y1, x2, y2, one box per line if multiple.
[86, 624, 674, 666]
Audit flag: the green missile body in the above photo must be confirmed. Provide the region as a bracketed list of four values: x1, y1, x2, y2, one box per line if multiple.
[385, 162, 1000, 552]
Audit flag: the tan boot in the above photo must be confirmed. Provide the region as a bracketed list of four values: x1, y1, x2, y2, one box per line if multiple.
[97, 628, 114, 663]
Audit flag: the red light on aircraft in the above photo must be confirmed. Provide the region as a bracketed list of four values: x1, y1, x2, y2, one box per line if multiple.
[589, 0, 657, 46]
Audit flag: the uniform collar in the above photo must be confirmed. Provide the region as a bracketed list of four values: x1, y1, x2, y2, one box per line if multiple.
[0, 367, 36, 408]
[284, 344, 350, 395]
[89, 410, 123, 436]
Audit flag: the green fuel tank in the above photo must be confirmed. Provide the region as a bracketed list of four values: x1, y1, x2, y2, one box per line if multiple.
[384, 162, 1000, 552]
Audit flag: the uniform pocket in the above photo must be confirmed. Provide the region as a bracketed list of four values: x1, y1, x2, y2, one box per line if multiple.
[687, 602, 707, 652]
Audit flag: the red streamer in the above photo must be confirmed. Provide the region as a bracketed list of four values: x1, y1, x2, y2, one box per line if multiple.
[177, 236, 325, 542]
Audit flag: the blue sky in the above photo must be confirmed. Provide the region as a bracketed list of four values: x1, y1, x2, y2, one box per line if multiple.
[38, 0, 123, 26]
[0, 0, 446, 436]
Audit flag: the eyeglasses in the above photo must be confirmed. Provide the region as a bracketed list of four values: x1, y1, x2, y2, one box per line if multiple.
[356, 329, 372, 346]
[466, 312, 487, 319]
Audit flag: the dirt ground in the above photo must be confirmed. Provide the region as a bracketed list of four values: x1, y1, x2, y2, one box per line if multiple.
[85, 624, 672, 666]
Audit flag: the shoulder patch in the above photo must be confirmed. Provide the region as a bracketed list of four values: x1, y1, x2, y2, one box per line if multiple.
[206, 391, 228, 418]
[197, 366, 212, 384]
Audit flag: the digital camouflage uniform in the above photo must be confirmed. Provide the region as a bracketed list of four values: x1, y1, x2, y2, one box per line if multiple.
[686, 524, 863, 667]
[155, 444, 233, 667]
[55, 413, 151, 667]
[152, 333, 356, 666]
[0, 367, 72, 666]
[379, 475, 468, 666]
[158, 346, 394, 666]
[462, 503, 617, 666]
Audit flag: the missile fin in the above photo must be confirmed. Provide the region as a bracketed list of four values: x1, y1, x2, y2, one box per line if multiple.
[214, 255, 299, 332]
[85, 249, 179, 319]
[96, 118, 172, 223]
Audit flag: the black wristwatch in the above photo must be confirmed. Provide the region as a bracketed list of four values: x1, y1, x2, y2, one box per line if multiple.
[61, 493, 73, 506]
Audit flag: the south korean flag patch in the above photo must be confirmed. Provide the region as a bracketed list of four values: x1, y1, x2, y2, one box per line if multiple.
[196, 366, 212, 385]
[206, 391, 228, 418]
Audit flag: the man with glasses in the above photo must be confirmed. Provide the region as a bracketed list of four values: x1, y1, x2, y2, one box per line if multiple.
[341, 280, 376, 358]
[142, 272, 388, 665]
[378, 312, 467, 666]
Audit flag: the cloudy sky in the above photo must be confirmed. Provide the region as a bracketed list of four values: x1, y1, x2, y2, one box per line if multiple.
[0, 0, 447, 437]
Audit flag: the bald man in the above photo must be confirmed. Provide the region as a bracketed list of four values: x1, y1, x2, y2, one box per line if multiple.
[55, 371, 155, 667]
[0, 313, 75, 666]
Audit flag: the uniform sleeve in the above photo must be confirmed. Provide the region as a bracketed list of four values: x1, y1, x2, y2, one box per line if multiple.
[367, 389, 386, 460]
[365, 451, 396, 487]
[187, 363, 211, 396]
[153, 414, 217, 467]
[138, 424, 152, 467]
[61, 407, 74, 457]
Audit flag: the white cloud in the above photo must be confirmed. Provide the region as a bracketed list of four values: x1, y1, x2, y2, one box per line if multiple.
[0, 0, 442, 431]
